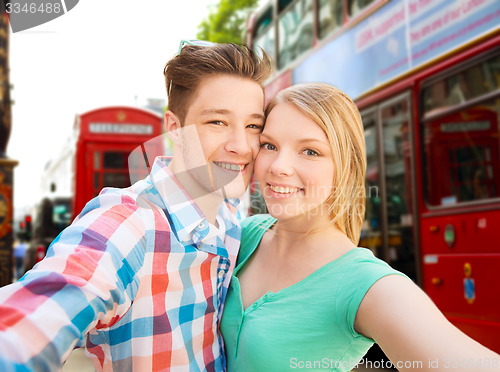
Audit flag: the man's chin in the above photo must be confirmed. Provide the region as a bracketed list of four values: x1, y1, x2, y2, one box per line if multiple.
[212, 186, 247, 200]
[213, 178, 250, 199]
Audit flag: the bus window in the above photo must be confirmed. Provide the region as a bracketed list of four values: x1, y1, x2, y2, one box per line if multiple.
[94, 151, 100, 170]
[422, 55, 500, 207]
[381, 96, 415, 277]
[347, 0, 375, 18]
[423, 55, 500, 114]
[423, 104, 500, 206]
[53, 202, 71, 233]
[25, 197, 73, 271]
[278, 0, 314, 69]
[91, 149, 133, 193]
[248, 176, 268, 215]
[94, 173, 100, 196]
[253, 6, 276, 70]
[318, 0, 344, 39]
[103, 151, 128, 169]
[102, 173, 130, 189]
[360, 110, 383, 257]
[279, 0, 292, 10]
[102, 151, 132, 188]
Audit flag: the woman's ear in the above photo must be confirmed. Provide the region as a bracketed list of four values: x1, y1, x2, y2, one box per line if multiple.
[165, 110, 181, 144]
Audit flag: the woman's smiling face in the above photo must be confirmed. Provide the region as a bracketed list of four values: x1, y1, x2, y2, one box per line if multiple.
[255, 102, 335, 221]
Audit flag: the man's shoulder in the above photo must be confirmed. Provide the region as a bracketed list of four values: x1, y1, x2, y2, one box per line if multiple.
[76, 180, 165, 224]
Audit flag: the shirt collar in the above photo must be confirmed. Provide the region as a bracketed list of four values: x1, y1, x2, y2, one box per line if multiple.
[148, 156, 240, 243]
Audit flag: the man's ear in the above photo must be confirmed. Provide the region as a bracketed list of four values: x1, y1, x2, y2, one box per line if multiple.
[165, 110, 181, 144]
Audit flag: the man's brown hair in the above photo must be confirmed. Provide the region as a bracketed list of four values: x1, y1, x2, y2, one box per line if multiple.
[164, 43, 272, 124]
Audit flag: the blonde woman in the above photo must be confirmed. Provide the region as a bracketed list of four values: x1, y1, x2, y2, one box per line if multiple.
[220, 83, 500, 371]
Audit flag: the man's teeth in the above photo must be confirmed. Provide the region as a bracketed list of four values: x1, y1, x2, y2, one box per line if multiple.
[214, 162, 245, 171]
[269, 185, 301, 194]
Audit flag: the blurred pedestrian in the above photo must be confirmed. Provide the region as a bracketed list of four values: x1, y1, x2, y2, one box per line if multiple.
[12, 240, 27, 280]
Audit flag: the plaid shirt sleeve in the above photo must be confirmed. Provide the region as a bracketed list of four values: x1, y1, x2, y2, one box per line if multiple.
[0, 190, 150, 371]
[0, 156, 242, 372]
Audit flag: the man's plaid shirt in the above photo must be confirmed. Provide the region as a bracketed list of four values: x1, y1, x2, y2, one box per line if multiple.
[0, 157, 241, 371]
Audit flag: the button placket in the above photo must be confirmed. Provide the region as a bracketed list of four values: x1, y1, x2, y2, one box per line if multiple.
[235, 292, 274, 358]
[192, 220, 210, 250]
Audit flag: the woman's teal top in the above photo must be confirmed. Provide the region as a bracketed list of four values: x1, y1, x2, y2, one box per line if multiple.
[220, 214, 408, 371]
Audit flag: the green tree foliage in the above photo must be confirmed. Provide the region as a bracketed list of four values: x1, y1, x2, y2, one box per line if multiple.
[197, 0, 260, 44]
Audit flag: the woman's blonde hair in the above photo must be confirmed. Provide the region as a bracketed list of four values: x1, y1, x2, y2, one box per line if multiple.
[265, 83, 367, 244]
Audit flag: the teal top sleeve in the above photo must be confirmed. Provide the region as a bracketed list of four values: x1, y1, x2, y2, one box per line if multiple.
[221, 214, 409, 372]
[335, 250, 410, 339]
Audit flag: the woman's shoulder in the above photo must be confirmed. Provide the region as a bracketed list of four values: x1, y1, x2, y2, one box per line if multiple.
[317, 248, 410, 297]
[341, 248, 406, 280]
[237, 214, 276, 266]
[334, 249, 410, 338]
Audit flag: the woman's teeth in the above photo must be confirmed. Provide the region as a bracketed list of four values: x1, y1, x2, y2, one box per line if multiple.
[269, 185, 301, 194]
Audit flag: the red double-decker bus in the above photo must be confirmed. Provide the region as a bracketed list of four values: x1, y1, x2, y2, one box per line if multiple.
[245, 0, 500, 353]
[72, 106, 164, 217]
[26, 106, 165, 271]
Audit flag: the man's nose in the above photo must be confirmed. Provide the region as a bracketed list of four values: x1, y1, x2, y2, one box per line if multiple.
[224, 126, 253, 155]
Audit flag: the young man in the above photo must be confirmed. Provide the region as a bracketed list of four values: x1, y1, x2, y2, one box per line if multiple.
[0, 42, 271, 371]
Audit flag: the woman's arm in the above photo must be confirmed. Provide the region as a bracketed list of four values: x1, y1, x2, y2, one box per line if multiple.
[355, 275, 500, 371]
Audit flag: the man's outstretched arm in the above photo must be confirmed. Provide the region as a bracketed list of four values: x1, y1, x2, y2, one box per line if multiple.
[0, 191, 147, 371]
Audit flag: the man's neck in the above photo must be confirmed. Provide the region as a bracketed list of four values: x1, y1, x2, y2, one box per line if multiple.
[167, 159, 224, 226]
[197, 195, 223, 227]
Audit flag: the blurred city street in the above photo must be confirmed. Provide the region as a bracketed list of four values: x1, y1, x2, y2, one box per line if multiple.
[61, 347, 395, 372]
[63, 349, 94, 372]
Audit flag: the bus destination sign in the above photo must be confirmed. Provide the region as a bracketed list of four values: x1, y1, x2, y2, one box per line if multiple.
[89, 123, 154, 135]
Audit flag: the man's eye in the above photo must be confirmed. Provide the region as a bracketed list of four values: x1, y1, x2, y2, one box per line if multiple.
[260, 143, 276, 151]
[209, 120, 225, 125]
[247, 123, 263, 130]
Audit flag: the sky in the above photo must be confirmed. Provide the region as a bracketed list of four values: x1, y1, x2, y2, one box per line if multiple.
[7, 0, 212, 213]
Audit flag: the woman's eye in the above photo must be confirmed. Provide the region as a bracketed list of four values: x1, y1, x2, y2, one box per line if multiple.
[304, 149, 319, 156]
[260, 143, 276, 151]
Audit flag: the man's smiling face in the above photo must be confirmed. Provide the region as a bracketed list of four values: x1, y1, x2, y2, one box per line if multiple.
[175, 74, 265, 199]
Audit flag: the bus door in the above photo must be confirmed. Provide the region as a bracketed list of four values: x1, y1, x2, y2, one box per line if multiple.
[419, 52, 500, 351]
[360, 92, 419, 282]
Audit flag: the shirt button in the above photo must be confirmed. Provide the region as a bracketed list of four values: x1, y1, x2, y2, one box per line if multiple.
[198, 222, 205, 228]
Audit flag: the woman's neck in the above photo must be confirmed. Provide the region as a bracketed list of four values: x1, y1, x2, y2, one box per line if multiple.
[268, 213, 353, 256]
